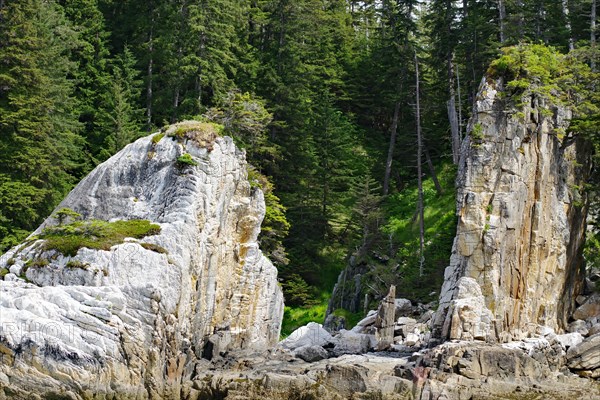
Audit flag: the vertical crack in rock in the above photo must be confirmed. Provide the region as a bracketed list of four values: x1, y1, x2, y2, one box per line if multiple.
[433, 78, 591, 343]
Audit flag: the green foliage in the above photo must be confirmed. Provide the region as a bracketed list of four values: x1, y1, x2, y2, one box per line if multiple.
[205, 90, 280, 170]
[584, 229, 600, 271]
[380, 163, 457, 301]
[53, 208, 82, 225]
[470, 123, 485, 148]
[40, 219, 161, 257]
[29, 258, 49, 269]
[98, 47, 144, 160]
[0, 268, 9, 279]
[151, 133, 165, 145]
[247, 166, 290, 268]
[0, 0, 84, 252]
[176, 153, 198, 167]
[281, 274, 318, 308]
[140, 242, 168, 254]
[488, 44, 599, 120]
[169, 122, 222, 149]
[489, 44, 564, 98]
[65, 260, 89, 269]
[281, 300, 328, 338]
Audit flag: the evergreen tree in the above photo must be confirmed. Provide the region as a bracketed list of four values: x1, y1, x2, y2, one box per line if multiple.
[60, 0, 112, 161]
[0, 0, 83, 250]
[98, 47, 144, 160]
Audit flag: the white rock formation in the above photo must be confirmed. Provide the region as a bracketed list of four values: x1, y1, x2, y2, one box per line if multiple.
[280, 322, 334, 350]
[0, 121, 283, 398]
[433, 78, 591, 342]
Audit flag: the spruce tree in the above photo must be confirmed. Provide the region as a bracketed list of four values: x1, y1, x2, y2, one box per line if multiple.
[60, 0, 112, 161]
[0, 0, 83, 250]
[98, 47, 144, 160]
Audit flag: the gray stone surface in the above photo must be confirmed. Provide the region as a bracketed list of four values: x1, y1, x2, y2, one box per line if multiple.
[322, 313, 345, 333]
[569, 320, 590, 336]
[573, 294, 600, 321]
[441, 277, 495, 341]
[395, 317, 417, 337]
[374, 286, 396, 350]
[0, 122, 283, 398]
[280, 322, 334, 350]
[293, 345, 328, 363]
[182, 344, 600, 400]
[394, 298, 413, 318]
[567, 333, 600, 371]
[332, 330, 375, 356]
[556, 332, 585, 350]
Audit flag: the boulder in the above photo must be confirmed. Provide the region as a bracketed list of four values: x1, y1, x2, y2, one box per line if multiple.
[356, 310, 377, 327]
[323, 314, 346, 333]
[567, 333, 600, 371]
[294, 345, 328, 363]
[573, 294, 600, 321]
[568, 320, 589, 336]
[418, 310, 434, 324]
[555, 332, 584, 350]
[394, 317, 417, 337]
[0, 124, 284, 397]
[332, 330, 374, 356]
[351, 310, 377, 333]
[404, 333, 420, 347]
[280, 322, 334, 350]
[588, 323, 600, 336]
[394, 298, 413, 319]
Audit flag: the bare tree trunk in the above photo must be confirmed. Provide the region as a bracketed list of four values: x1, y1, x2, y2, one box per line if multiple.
[447, 57, 460, 164]
[592, 0, 597, 71]
[517, 0, 524, 40]
[424, 143, 443, 195]
[535, 1, 545, 42]
[383, 101, 400, 195]
[145, 3, 155, 130]
[498, 0, 506, 43]
[456, 63, 463, 141]
[446, 0, 460, 166]
[563, 0, 574, 50]
[414, 51, 425, 278]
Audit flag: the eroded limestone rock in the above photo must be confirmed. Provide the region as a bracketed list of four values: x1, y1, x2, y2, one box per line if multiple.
[0, 122, 283, 398]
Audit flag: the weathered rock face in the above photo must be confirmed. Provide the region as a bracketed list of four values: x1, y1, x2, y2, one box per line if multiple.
[433, 77, 592, 342]
[177, 341, 600, 400]
[0, 121, 284, 399]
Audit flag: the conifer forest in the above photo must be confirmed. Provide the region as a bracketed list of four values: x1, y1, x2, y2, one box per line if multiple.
[1, 0, 599, 333]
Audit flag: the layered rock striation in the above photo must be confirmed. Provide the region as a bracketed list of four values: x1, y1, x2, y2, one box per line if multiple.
[0, 121, 283, 399]
[433, 77, 592, 342]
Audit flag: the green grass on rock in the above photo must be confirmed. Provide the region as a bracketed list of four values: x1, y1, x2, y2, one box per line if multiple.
[41, 219, 161, 257]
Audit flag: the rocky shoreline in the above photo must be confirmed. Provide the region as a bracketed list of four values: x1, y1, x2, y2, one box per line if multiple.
[1, 73, 600, 399]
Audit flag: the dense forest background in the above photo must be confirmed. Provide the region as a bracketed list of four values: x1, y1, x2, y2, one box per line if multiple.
[1, 0, 599, 333]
